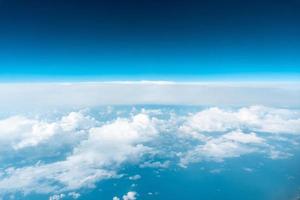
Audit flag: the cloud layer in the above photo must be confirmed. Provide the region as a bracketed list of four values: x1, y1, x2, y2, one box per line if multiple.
[0, 105, 299, 198]
[0, 82, 299, 111]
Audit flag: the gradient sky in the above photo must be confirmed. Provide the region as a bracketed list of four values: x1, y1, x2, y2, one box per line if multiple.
[0, 0, 300, 80]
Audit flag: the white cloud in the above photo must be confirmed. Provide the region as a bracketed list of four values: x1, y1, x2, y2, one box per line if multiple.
[269, 149, 292, 159]
[48, 192, 80, 200]
[180, 107, 239, 133]
[222, 131, 265, 144]
[0, 160, 116, 194]
[0, 82, 299, 111]
[68, 192, 80, 199]
[180, 106, 300, 135]
[0, 106, 299, 197]
[0, 111, 96, 151]
[139, 161, 170, 169]
[128, 175, 141, 181]
[0, 113, 157, 195]
[113, 191, 137, 200]
[122, 191, 137, 200]
[60, 111, 97, 132]
[179, 130, 266, 167]
[49, 194, 65, 200]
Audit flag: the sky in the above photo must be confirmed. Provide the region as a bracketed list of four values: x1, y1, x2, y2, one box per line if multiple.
[0, 0, 299, 81]
[1, 1, 300, 200]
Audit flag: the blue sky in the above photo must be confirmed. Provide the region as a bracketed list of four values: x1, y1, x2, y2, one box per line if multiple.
[0, 0, 299, 81]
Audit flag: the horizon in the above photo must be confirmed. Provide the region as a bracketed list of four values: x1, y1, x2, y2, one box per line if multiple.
[0, 74, 300, 83]
[0, 0, 300, 200]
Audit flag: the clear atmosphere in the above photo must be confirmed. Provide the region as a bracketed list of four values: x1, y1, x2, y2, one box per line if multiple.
[0, 0, 300, 81]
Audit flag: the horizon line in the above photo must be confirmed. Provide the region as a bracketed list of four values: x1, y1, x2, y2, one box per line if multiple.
[0, 80, 300, 85]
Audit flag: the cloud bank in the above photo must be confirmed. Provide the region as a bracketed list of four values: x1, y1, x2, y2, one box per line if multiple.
[0, 105, 299, 198]
[0, 82, 299, 111]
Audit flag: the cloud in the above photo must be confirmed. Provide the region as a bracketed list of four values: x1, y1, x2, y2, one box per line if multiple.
[122, 191, 137, 200]
[48, 192, 80, 200]
[139, 161, 170, 169]
[0, 82, 299, 111]
[49, 194, 65, 200]
[113, 191, 137, 200]
[222, 131, 265, 144]
[128, 175, 141, 181]
[0, 111, 96, 151]
[68, 192, 80, 199]
[179, 130, 266, 167]
[0, 106, 299, 197]
[0, 159, 116, 194]
[177, 106, 300, 166]
[180, 106, 300, 134]
[209, 169, 222, 174]
[269, 149, 292, 159]
[0, 113, 158, 195]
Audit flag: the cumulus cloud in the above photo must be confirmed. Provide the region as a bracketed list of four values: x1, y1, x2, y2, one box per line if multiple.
[222, 131, 265, 144]
[122, 191, 137, 200]
[0, 159, 116, 194]
[179, 130, 266, 167]
[180, 106, 300, 135]
[0, 113, 158, 195]
[0, 111, 96, 151]
[113, 191, 137, 200]
[0, 106, 299, 197]
[177, 106, 300, 166]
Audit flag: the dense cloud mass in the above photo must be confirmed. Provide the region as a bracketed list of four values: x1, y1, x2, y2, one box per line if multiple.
[0, 82, 299, 111]
[0, 105, 299, 199]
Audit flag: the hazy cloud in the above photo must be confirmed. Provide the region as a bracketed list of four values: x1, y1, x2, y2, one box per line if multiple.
[0, 82, 299, 111]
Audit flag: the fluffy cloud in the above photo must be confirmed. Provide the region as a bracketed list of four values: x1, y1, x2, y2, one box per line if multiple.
[48, 192, 80, 200]
[0, 111, 96, 151]
[177, 106, 300, 166]
[0, 159, 116, 194]
[180, 106, 300, 135]
[122, 191, 137, 200]
[0, 113, 158, 195]
[49, 194, 65, 200]
[222, 131, 265, 144]
[0, 106, 299, 197]
[139, 161, 170, 169]
[179, 130, 266, 166]
[113, 191, 137, 200]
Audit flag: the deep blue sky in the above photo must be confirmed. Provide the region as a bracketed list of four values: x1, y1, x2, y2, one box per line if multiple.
[0, 0, 299, 80]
